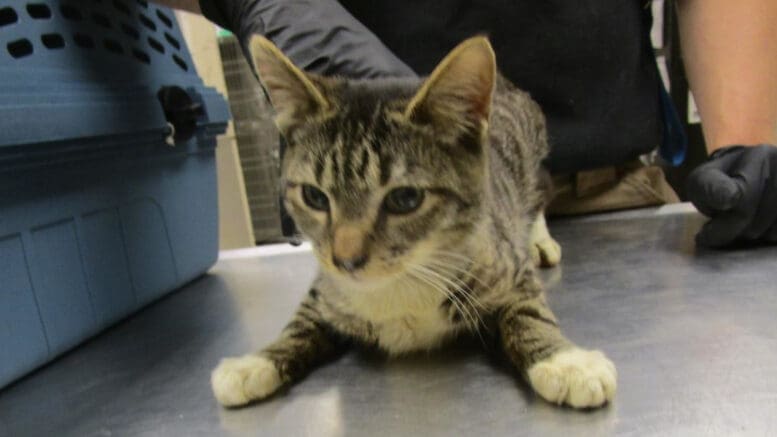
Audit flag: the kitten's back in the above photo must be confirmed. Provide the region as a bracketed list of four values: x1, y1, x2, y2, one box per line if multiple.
[487, 74, 550, 222]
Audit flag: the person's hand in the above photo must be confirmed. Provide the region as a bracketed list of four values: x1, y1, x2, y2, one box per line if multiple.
[686, 144, 777, 247]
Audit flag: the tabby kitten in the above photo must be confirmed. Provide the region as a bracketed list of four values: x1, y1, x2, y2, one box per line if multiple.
[212, 36, 616, 409]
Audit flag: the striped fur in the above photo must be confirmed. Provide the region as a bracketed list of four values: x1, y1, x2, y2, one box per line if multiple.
[211, 36, 616, 409]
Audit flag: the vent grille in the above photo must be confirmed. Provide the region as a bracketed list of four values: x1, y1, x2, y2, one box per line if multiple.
[1, 0, 189, 72]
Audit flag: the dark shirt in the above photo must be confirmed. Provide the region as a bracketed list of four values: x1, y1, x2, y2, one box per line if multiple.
[200, 0, 662, 173]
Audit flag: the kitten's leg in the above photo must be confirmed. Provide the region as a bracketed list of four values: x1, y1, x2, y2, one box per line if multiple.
[211, 293, 346, 407]
[530, 213, 562, 267]
[530, 168, 561, 268]
[497, 277, 616, 408]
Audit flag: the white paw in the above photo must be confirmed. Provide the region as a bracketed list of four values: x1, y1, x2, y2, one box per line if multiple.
[211, 355, 282, 407]
[528, 348, 617, 409]
[531, 236, 562, 268]
[530, 214, 562, 268]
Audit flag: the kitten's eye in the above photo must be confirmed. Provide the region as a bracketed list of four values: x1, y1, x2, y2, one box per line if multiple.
[383, 187, 425, 214]
[302, 184, 330, 211]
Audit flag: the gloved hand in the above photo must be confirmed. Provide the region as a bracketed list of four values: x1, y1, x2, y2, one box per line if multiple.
[687, 144, 777, 247]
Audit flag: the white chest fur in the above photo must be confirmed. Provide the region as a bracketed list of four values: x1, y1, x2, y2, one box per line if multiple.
[340, 279, 457, 355]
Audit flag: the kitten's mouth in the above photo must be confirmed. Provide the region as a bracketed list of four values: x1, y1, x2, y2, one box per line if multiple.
[340, 271, 364, 281]
[326, 265, 407, 288]
[314, 249, 408, 286]
[333, 269, 379, 283]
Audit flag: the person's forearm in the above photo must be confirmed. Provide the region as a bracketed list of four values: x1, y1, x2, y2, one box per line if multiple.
[188, 0, 414, 78]
[677, 0, 777, 153]
[153, 0, 201, 14]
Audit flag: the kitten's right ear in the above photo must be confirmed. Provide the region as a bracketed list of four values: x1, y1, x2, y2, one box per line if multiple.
[248, 35, 329, 133]
[403, 36, 496, 133]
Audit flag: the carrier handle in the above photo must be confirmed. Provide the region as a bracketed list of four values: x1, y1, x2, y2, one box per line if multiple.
[157, 86, 205, 144]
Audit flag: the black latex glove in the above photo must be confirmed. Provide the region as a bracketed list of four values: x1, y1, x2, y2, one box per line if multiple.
[687, 144, 777, 247]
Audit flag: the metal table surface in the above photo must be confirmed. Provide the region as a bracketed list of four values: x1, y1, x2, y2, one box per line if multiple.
[1, 205, 776, 436]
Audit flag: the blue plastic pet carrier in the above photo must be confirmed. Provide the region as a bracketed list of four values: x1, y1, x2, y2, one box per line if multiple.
[0, 0, 230, 388]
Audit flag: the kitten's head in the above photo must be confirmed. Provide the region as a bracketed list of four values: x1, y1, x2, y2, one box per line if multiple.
[250, 36, 496, 285]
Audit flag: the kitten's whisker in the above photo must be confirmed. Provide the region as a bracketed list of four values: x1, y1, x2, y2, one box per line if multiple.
[427, 250, 490, 288]
[434, 272, 485, 316]
[424, 255, 491, 317]
[415, 270, 478, 327]
[428, 250, 473, 263]
[412, 265, 489, 347]
[414, 265, 485, 329]
[419, 261, 488, 311]
[424, 259, 490, 293]
[417, 263, 491, 341]
[407, 266, 479, 330]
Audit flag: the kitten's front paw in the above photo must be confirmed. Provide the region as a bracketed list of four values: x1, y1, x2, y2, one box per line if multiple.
[530, 215, 561, 268]
[528, 348, 617, 409]
[531, 236, 562, 268]
[211, 355, 282, 407]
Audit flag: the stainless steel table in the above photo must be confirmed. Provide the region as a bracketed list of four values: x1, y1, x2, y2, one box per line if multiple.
[2, 205, 776, 436]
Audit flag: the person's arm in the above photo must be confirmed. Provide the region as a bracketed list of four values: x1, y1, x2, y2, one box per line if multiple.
[677, 0, 777, 247]
[154, 0, 201, 14]
[156, 0, 414, 79]
[676, 0, 777, 152]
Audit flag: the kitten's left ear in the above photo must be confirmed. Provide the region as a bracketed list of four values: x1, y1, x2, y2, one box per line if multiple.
[248, 35, 330, 133]
[404, 36, 496, 131]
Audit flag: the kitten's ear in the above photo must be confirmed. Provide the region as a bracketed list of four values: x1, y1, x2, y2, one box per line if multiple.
[404, 36, 496, 131]
[248, 35, 329, 133]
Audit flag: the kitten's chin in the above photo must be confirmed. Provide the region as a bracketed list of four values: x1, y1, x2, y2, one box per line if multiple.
[323, 267, 409, 291]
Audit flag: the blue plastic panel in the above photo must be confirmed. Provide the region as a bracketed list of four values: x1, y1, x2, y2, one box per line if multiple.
[80, 208, 137, 327]
[0, 139, 220, 388]
[29, 220, 97, 354]
[0, 235, 49, 386]
[122, 199, 180, 306]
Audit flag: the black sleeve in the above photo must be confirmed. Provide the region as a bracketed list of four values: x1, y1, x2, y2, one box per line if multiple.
[197, 0, 416, 79]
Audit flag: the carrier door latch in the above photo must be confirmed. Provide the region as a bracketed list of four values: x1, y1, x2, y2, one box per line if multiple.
[157, 86, 205, 145]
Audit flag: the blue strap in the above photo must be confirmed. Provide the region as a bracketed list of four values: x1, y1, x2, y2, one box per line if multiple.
[658, 84, 688, 166]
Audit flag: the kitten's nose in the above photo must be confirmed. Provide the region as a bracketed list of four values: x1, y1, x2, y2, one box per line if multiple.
[332, 225, 369, 272]
[333, 254, 369, 272]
